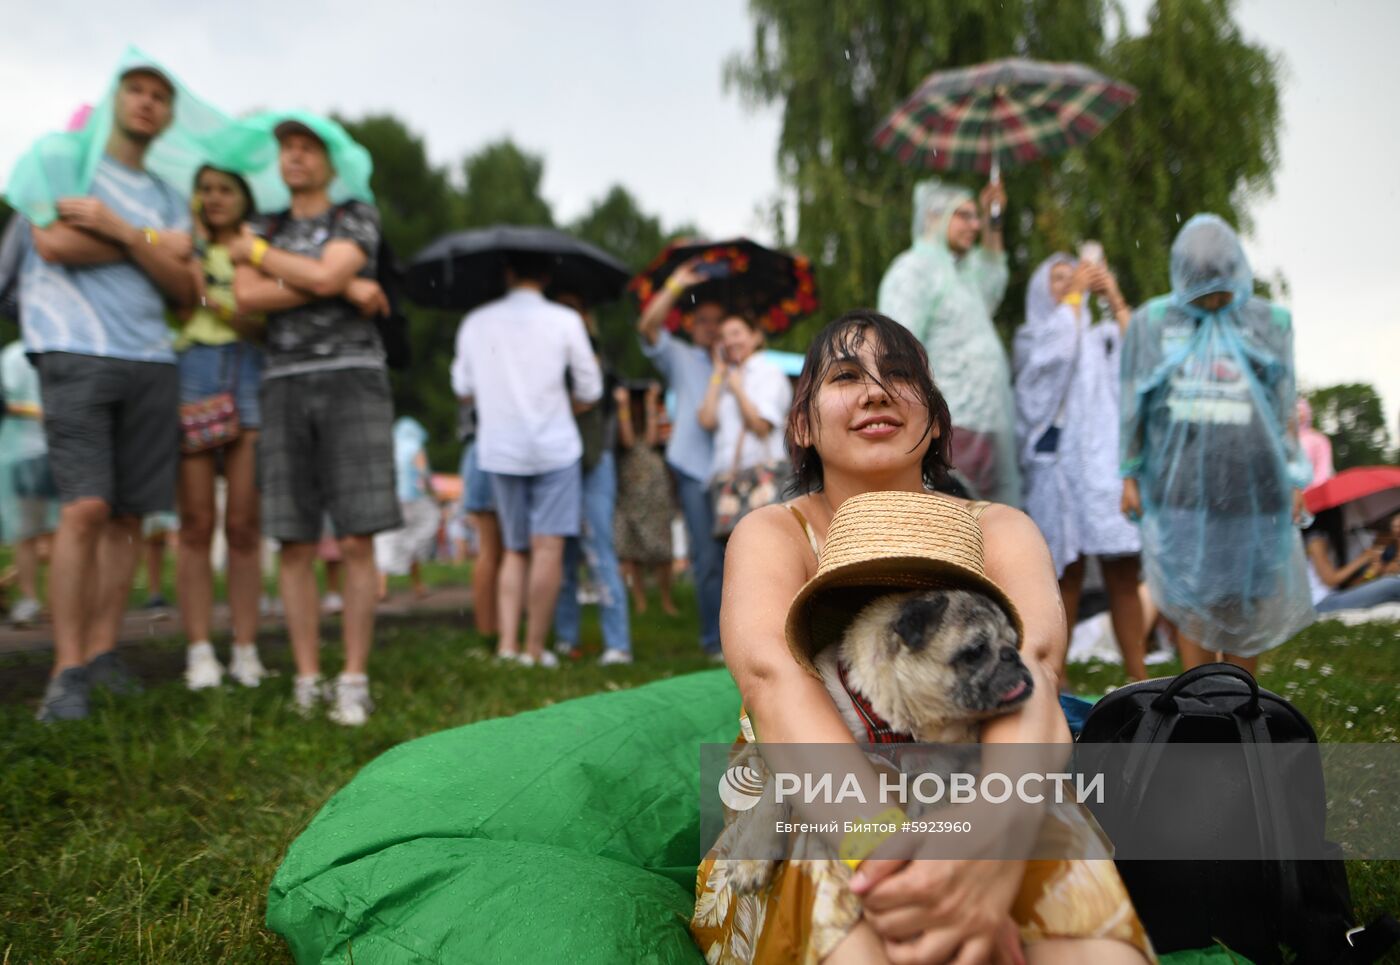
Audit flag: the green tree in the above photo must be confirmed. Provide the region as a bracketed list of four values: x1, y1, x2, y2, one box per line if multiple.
[1307, 384, 1394, 471]
[727, 0, 1282, 348]
[338, 115, 464, 470]
[569, 185, 669, 378]
[459, 140, 554, 228]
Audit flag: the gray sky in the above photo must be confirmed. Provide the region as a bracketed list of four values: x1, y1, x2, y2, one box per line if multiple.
[3, 0, 1395, 431]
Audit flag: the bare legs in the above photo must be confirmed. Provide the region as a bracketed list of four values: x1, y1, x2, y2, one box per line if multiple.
[177, 434, 262, 648]
[622, 559, 679, 616]
[496, 535, 565, 660]
[1059, 556, 1148, 681]
[48, 499, 139, 674]
[468, 511, 500, 636]
[1175, 631, 1258, 676]
[277, 534, 376, 678]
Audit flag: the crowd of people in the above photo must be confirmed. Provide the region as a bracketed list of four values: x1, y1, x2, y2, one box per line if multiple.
[3, 52, 1396, 748]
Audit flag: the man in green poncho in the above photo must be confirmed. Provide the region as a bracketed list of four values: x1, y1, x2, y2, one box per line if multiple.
[231, 115, 397, 727]
[17, 64, 197, 722]
[877, 178, 1021, 506]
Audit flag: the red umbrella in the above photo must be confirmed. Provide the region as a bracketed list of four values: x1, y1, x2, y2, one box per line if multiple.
[1304, 466, 1400, 525]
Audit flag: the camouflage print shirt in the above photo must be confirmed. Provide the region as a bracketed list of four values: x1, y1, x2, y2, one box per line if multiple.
[256, 201, 384, 378]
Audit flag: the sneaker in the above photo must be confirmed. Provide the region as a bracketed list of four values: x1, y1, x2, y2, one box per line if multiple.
[554, 639, 578, 658]
[293, 674, 327, 717]
[321, 593, 344, 615]
[598, 648, 633, 667]
[328, 674, 374, 727]
[185, 642, 224, 690]
[518, 650, 559, 669]
[228, 644, 268, 687]
[494, 649, 522, 665]
[144, 594, 170, 610]
[87, 650, 144, 695]
[36, 666, 90, 722]
[10, 597, 42, 626]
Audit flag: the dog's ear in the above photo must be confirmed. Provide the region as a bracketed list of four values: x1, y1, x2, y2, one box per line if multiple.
[889, 594, 950, 653]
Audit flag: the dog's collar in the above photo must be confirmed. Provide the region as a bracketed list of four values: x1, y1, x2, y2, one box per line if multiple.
[837, 659, 915, 744]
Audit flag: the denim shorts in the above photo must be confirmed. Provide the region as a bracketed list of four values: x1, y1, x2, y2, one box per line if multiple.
[178, 342, 265, 429]
[490, 461, 582, 552]
[460, 443, 497, 514]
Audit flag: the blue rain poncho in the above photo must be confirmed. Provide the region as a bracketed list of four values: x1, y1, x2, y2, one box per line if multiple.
[878, 179, 1021, 506]
[0, 341, 60, 543]
[1120, 215, 1313, 655]
[2, 46, 273, 226]
[1014, 254, 1140, 577]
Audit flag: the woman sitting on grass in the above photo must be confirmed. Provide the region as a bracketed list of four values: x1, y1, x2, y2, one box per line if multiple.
[691, 309, 1151, 963]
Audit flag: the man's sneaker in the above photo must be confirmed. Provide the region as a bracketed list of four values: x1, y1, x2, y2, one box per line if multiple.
[228, 644, 268, 687]
[293, 674, 327, 717]
[519, 650, 559, 669]
[599, 648, 633, 667]
[321, 593, 344, 615]
[328, 674, 374, 727]
[87, 651, 144, 695]
[36, 666, 90, 722]
[10, 597, 42, 626]
[185, 642, 224, 691]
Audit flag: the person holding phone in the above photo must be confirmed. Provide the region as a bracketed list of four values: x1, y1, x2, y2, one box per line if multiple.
[1304, 508, 1400, 613]
[1014, 248, 1146, 677]
[696, 313, 792, 498]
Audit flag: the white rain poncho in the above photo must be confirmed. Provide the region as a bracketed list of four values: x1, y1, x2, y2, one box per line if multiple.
[1120, 215, 1313, 655]
[3, 46, 272, 226]
[1014, 253, 1140, 577]
[878, 179, 1020, 506]
[0, 341, 59, 543]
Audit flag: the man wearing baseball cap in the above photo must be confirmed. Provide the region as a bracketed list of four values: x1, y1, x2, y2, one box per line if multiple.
[230, 112, 397, 727]
[16, 59, 197, 722]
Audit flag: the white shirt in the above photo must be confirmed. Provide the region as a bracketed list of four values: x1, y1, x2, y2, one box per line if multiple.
[451, 288, 602, 475]
[709, 353, 792, 482]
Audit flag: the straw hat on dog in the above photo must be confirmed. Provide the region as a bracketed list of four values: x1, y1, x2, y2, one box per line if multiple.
[784, 491, 1024, 675]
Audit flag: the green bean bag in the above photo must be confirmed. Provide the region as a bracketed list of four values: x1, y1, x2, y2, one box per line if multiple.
[266, 669, 1249, 964]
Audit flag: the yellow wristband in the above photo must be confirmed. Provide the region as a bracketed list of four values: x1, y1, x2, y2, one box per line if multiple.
[838, 807, 906, 870]
[250, 238, 269, 268]
[142, 227, 160, 246]
[710, 372, 724, 386]
[1062, 292, 1082, 307]
[665, 277, 687, 297]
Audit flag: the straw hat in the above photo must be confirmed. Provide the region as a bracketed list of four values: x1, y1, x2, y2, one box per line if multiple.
[784, 491, 1024, 675]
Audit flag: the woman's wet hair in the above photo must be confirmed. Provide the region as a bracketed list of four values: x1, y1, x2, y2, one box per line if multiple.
[785, 309, 953, 494]
[194, 165, 255, 229]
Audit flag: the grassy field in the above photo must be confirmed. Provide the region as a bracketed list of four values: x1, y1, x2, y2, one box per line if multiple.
[2, 568, 1397, 963]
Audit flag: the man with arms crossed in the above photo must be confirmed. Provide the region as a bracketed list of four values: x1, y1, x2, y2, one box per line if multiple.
[231, 117, 396, 726]
[23, 65, 196, 722]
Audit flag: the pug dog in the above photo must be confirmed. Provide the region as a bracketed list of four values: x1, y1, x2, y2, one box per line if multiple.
[722, 588, 1033, 893]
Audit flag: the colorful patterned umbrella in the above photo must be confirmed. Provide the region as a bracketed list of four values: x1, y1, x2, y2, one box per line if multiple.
[873, 58, 1137, 177]
[629, 238, 818, 338]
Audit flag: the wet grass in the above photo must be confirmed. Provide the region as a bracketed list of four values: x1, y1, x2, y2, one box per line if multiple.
[1, 579, 1396, 963]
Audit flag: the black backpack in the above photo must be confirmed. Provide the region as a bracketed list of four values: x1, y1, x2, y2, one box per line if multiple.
[261, 202, 410, 370]
[1078, 663, 1398, 964]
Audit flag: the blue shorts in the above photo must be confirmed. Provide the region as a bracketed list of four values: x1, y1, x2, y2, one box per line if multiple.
[490, 461, 582, 552]
[178, 342, 265, 429]
[461, 443, 496, 514]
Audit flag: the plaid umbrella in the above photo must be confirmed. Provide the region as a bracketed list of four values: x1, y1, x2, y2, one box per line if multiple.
[873, 58, 1137, 176]
[629, 238, 819, 338]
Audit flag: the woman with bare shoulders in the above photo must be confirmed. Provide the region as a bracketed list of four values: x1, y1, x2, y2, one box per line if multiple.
[690, 310, 1152, 964]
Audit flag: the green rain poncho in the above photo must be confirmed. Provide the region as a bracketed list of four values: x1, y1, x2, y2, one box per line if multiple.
[877, 179, 1021, 506]
[242, 110, 376, 211]
[3, 45, 273, 225]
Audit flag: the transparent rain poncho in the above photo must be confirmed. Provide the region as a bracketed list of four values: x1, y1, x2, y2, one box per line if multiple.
[1120, 215, 1313, 655]
[0, 341, 59, 543]
[1014, 254, 1140, 577]
[878, 179, 1021, 506]
[2, 45, 273, 225]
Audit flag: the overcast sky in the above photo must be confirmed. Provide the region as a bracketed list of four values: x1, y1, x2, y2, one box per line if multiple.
[2, 0, 1395, 430]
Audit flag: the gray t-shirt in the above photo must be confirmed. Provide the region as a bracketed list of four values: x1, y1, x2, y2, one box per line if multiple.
[258, 201, 384, 378]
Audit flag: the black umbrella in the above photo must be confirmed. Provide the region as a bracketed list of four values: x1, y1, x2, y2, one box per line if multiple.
[404, 225, 630, 312]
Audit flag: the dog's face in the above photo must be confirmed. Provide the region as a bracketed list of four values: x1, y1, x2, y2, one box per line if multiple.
[842, 589, 1033, 728]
